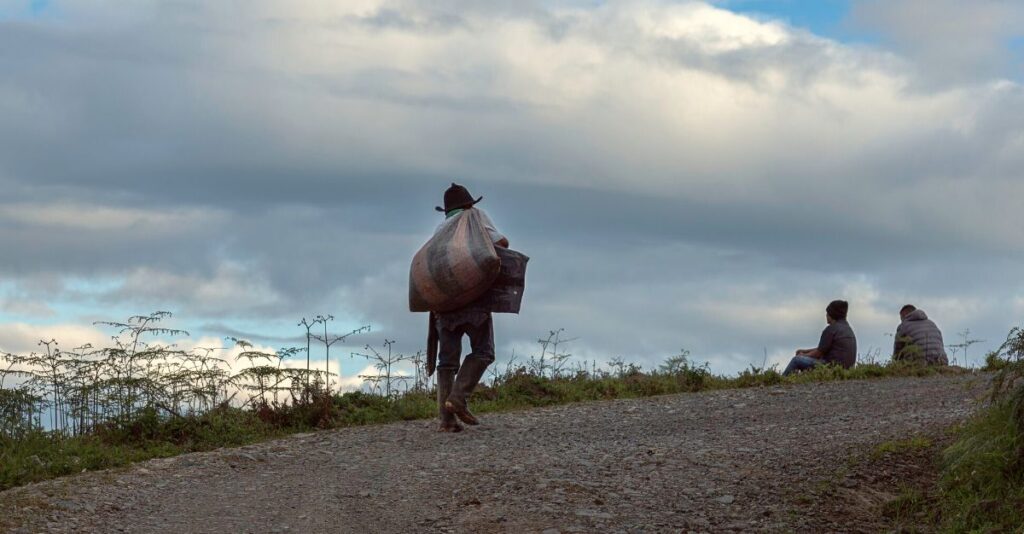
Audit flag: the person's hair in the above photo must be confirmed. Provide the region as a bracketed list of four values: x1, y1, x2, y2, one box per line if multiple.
[900, 304, 916, 315]
[826, 300, 848, 321]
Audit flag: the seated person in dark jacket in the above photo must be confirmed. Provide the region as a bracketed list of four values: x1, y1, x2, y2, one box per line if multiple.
[783, 300, 858, 376]
[892, 304, 948, 366]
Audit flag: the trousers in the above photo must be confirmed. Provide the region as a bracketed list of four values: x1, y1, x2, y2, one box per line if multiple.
[782, 355, 821, 376]
[435, 314, 495, 372]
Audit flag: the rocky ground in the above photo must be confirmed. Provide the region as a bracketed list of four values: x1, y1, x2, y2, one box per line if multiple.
[0, 374, 986, 533]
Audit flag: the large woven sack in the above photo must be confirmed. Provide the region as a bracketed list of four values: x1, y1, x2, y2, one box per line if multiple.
[409, 209, 500, 312]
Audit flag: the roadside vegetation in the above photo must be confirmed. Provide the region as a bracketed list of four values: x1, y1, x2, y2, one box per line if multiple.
[0, 312, 982, 494]
[849, 327, 1024, 533]
[933, 327, 1024, 532]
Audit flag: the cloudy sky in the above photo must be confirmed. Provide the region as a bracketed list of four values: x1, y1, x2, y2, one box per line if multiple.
[1, 0, 1022, 379]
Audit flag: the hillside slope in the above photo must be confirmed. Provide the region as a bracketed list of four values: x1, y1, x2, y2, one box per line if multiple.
[1, 374, 984, 533]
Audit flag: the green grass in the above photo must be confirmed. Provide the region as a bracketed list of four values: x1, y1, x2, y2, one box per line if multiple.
[0, 359, 965, 492]
[937, 393, 1024, 532]
[861, 343, 1024, 533]
[883, 485, 935, 529]
[872, 436, 934, 459]
[930, 334, 1024, 533]
[0, 407, 285, 490]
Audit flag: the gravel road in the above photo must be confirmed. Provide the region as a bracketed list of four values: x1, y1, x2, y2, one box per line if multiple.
[0, 374, 985, 533]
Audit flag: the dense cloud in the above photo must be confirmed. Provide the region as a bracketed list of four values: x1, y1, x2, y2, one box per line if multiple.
[850, 0, 1024, 87]
[0, 0, 1021, 374]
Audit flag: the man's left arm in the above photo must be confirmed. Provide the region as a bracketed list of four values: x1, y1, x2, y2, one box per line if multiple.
[493, 233, 510, 248]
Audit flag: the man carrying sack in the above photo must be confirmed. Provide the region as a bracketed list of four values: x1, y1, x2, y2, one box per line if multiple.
[421, 183, 508, 432]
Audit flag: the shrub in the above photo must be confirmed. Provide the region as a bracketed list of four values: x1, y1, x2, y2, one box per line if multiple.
[495, 370, 561, 406]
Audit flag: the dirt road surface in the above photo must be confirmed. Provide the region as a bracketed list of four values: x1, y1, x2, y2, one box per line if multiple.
[1, 374, 985, 533]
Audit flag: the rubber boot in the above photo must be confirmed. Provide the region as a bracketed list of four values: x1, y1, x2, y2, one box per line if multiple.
[445, 357, 490, 426]
[436, 370, 463, 433]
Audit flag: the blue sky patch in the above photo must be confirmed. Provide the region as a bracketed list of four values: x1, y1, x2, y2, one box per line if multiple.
[0, 0, 52, 19]
[717, 0, 878, 43]
[30, 0, 49, 15]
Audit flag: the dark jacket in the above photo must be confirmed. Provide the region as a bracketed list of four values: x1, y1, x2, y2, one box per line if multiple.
[893, 309, 948, 366]
[818, 319, 857, 369]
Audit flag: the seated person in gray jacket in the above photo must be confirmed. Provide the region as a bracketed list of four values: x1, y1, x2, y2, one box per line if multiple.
[892, 305, 948, 366]
[783, 300, 858, 376]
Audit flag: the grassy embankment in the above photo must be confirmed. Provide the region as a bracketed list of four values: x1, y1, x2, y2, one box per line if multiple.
[0, 356, 956, 492]
[935, 337, 1024, 532]
[866, 329, 1024, 533]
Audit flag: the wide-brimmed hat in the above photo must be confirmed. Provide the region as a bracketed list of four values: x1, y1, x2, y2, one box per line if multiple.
[435, 183, 482, 213]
